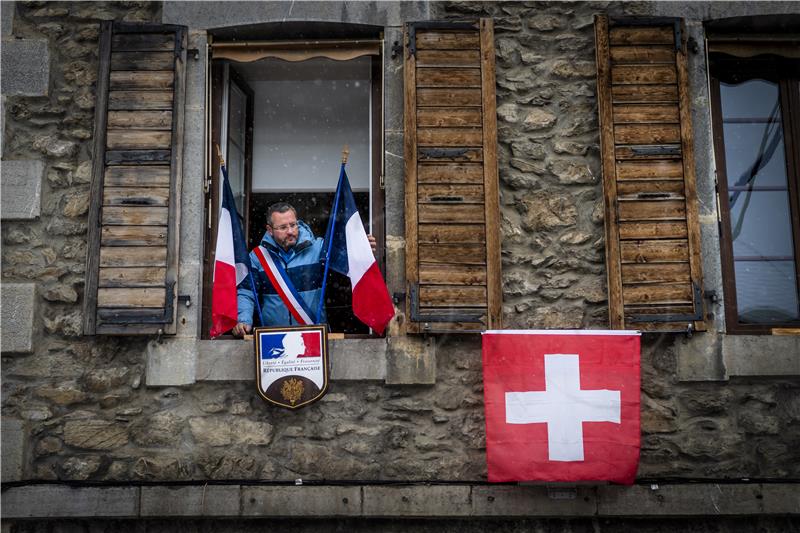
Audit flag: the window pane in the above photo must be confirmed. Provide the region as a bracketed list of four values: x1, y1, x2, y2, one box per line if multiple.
[229, 82, 246, 149]
[730, 191, 795, 258]
[228, 146, 246, 216]
[720, 81, 787, 190]
[734, 260, 799, 323]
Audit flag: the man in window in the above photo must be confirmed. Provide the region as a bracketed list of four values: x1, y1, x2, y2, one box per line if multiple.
[232, 202, 375, 335]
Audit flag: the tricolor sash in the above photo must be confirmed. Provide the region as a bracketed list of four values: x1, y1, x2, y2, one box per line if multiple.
[253, 245, 315, 325]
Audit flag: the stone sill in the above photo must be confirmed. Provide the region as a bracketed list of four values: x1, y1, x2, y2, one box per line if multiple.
[2, 483, 797, 519]
[146, 336, 436, 386]
[197, 338, 388, 382]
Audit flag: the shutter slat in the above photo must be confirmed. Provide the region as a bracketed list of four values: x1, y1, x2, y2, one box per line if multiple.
[419, 264, 487, 285]
[415, 31, 480, 50]
[419, 224, 485, 244]
[84, 23, 186, 335]
[418, 163, 484, 183]
[417, 108, 483, 127]
[596, 16, 705, 332]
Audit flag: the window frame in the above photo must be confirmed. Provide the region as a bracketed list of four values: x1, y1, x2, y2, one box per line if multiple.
[200, 41, 385, 339]
[710, 51, 800, 334]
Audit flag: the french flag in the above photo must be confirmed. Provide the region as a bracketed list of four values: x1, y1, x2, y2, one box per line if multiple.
[210, 169, 251, 337]
[323, 165, 395, 334]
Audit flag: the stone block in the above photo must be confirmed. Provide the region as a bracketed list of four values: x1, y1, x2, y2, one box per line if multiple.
[179, 109, 206, 262]
[197, 339, 253, 381]
[1, 1, 14, 39]
[675, 331, 726, 382]
[363, 485, 471, 517]
[472, 485, 596, 517]
[141, 485, 240, 517]
[597, 483, 764, 516]
[384, 26, 404, 132]
[330, 338, 386, 380]
[146, 338, 197, 386]
[1, 160, 44, 220]
[1, 486, 139, 519]
[242, 486, 361, 517]
[1, 39, 49, 96]
[175, 263, 201, 337]
[1, 418, 25, 482]
[384, 131, 405, 237]
[185, 31, 208, 110]
[761, 483, 800, 514]
[386, 336, 436, 385]
[1, 282, 36, 354]
[722, 335, 800, 377]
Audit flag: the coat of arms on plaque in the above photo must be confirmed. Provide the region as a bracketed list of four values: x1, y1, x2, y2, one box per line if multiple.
[254, 325, 329, 409]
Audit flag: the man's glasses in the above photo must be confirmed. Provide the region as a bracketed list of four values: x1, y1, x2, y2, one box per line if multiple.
[270, 222, 298, 232]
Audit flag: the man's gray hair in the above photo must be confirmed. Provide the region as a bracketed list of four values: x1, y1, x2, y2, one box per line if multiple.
[267, 202, 297, 226]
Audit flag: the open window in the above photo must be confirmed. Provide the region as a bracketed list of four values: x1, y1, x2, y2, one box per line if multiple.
[202, 27, 384, 338]
[709, 33, 800, 334]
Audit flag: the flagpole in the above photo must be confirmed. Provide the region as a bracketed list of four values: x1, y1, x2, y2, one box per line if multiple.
[216, 145, 265, 328]
[316, 146, 349, 323]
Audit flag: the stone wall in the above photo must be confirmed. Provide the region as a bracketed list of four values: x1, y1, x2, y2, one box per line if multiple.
[2, 0, 799, 489]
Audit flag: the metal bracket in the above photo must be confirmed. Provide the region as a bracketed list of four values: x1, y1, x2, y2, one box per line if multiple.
[390, 40, 403, 60]
[178, 294, 192, 307]
[418, 147, 470, 160]
[407, 21, 479, 57]
[629, 145, 681, 157]
[409, 284, 484, 323]
[187, 48, 200, 60]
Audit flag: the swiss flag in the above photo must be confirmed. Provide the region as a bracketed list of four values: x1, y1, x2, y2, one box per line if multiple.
[482, 330, 641, 485]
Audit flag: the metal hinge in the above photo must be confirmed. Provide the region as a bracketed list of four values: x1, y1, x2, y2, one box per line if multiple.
[380, 174, 385, 190]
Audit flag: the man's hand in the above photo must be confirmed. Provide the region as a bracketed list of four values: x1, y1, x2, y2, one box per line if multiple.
[232, 322, 252, 337]
[367, 234, 377, 254]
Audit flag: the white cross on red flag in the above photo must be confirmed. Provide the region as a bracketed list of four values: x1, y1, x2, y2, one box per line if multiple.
[482, 330, 641, 485]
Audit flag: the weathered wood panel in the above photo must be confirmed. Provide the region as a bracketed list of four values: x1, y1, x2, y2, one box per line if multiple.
[110, 71, 174, 90]
[614, 124, 681, 144]
[613, 104, 679, 124]
[419, 286, 487, 307]
[108, 91, 173, 111]
[101, 225, 167, 246]
[419, 263, 487, 285]
[612, 84, 678, 103]
[112, 33, 175, 51]
[618, 200, 686, 221]
[619, 221, 688, 240]
[415, 50, 481, 67]
[103, 187, 170, 207]
[111, 51, 174, 70]
[416, 68, 481, 87]
[416, 31, 480, 49]
[417, 88, 482, 106]
[418, 183, 484, 204]
[610, 45, 674, 64]
[418, 224, 485, 244]
[623, 283, 693, 305]
[97, 287, 166, 308]
[417, 127, 483, 146]
[616, 179, 684, 197]
[621, 262, 690, 284]
[102, 206, 169, 226]
[620, 239, 689, 263]
[419, 243, 485, 264]
[98, 266, 167, 287]
[612, 65, 677, 85]
[99, 246, 168, 267]
[106, 130, 172, 150]
[616, 160, 684, 180]
[417, 108, 483, 127]
[418, 204, 485, 224]
[104, 166, 170, 187]
[609, 26, 674, 46]
[108, 110, 172, 129]
[418, 163, 484, 183]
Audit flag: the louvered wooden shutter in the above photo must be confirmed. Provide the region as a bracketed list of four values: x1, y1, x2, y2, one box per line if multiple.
[595, 16, 706, 332]
[403, 19, 502, 334]
[83, 22, 187, 335]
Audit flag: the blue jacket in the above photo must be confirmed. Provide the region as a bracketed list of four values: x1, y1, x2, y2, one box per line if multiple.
[237, 220, 325, 326]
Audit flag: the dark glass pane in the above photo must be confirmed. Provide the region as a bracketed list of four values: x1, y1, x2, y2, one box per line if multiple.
[734, 260, 799, 323]
[730, 191, 795, 258]
[720, 79, 780, 119]
[721, 122, 787, 189]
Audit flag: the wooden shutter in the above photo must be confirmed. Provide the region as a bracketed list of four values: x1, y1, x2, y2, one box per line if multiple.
[404, 19, 502, 334]
[595, 16, 706, 333]
[83, 22, 187, 335]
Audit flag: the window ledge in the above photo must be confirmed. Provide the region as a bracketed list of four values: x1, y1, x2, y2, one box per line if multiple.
[146, 335, 438, 387]
[722, 334, 800, 377]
